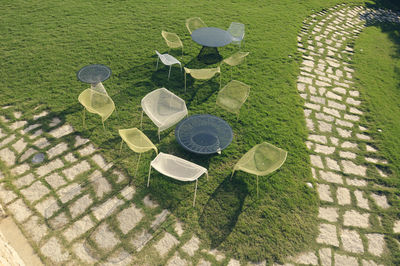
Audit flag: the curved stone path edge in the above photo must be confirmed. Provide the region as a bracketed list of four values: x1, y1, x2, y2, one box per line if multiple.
[1, 4, 400, 266]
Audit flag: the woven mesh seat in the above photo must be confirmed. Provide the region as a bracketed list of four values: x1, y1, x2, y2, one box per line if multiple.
[184, 67, 221, 92]
[186, 17, 207, 34]
[216, 80, 250, 119]
[161, 30, 183, 57]
[78, 88, 115, 129]
[232, 142, 287, 196]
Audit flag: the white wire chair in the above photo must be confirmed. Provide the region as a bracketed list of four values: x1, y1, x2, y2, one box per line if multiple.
[155, 50, 182, 80]
[140, 88, 188, 141]
[227, 22, 245, 48]
[147, 152, 208, 207]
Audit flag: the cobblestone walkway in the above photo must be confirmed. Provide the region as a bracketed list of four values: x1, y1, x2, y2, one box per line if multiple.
[1, 4, 400, 266]
[285, 4, 400, 266]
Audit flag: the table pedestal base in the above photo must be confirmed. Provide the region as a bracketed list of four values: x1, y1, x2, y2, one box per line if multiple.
[197, 46, 222, 64]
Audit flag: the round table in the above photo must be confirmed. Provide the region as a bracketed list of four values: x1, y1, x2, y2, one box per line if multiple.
[175, 114, 233, 155]
[191, 27, 233, 63]
[77, 64, 111, 85]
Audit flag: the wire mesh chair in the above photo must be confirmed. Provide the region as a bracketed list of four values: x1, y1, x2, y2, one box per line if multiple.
[227, 22, 245, 48]
[161, 30, 183, 57]
[222, 51, 249, 79]
[78, 88, 115, 130]
[184, 67, 221, 92]
[186, 17, 207, 34]
[141, 88, 188, 141]
[216, 80, 250, 120]
[155, 50, 182, 80]
[119, 128, 158, 183]
[231, 142, 287, 197]
[147, 152, 208, 207]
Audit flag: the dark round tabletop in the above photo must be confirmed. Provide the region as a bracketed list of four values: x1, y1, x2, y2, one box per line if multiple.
[191, 27, 233, 48]
[77, 64, 111, 84]
[175, 114, 233, 155]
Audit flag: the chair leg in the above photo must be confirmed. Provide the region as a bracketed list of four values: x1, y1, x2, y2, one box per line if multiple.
[256, 175, 259, 198]
[158, 128, 160, 142]
[168, 65, 172, 80]
[219, 73, 221, 89]
[140, 110, 144, 129]
[147, 164, 152, 187]
[193, 179, 198, 207]
[184, 72, 187, 92]
[82, 108, 86, 128]
[132, 153, 142, 184]
[230, 170, 235, 180]
[156, 58, 159, 70]
[102, 120, 105, 131]
[119, 140, 124, 155]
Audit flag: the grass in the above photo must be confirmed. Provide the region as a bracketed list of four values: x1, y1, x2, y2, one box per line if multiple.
[1, 0, 388, 263]
[353, 22, 400, 264]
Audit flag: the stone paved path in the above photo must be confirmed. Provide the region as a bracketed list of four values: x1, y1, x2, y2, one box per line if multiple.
[283, 4, 400, 266]
[1, 4, 400, 266]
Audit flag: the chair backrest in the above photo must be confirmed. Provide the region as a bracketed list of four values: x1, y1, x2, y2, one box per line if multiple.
[227, 22, 245, 40]
[155, 50, 168, 65]
[184, 67, 220, 80]
[223, 51, 249, 67]
[233, 142, 287, 176]
[186, 17, 207, 34]
[161, 30, 183, 48]
[78, 89, 115, 122]
[119, 128, 158, 154]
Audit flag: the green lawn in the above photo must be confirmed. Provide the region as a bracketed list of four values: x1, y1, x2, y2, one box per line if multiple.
[3, 0, 395, 263]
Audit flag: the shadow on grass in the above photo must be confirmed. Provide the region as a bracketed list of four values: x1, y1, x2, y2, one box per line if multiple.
[199, 176, 247, 249]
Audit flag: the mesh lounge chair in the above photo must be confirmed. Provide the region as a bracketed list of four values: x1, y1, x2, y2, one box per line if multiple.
[119, 128, 158, 183]
[216, 80, 250, 120]
[155, 50, 182, 80]
[161, 30, 183, 57]
[231, 142, 287, 197]
[141, 88, 188, 141]
[184, 67, 221, 92]
[227, 22, 245, 48]
[147, 152, 208, 207]
[78, 88, 115, 130]
[222, 51, 249, 79]
[186, 17, 207, 34]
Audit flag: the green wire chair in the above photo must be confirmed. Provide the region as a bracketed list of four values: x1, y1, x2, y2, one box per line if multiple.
[161, 30, 183, 57]
[231, 142, 287, 197]
[78, 88, 115, 130]
[184, 67, 221, 92]
[221, 51, 249, 80]
[216, 80, 250, 120]
[119, 128, 158, 184]
[185, 17, 207, 34]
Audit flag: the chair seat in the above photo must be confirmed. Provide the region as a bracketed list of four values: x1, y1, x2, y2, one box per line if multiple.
[151, 152, 207, 182]
[162, 54, 181, 66]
